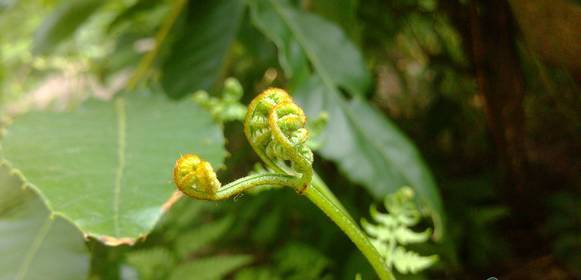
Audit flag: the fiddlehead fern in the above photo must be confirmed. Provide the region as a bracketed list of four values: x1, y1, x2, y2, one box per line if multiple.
[173, 88, 313, 200]
[173, 154, 302, 201]
[173, 87, 394, 280]
[244, 88, 313, 187]
[173, 154, 220, 198]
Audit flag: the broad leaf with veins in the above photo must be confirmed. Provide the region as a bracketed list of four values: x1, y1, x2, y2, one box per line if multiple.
[1, 92, 226, 245]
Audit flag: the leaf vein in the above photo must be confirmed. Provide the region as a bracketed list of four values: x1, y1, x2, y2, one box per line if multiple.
[113, 97, 127, 237]
[15, 216, 53, 280]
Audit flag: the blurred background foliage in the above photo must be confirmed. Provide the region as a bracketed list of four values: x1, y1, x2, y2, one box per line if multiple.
[0, 0, 579, 279]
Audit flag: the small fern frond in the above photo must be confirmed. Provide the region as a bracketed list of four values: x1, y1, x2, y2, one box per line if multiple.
[394, 227, 432, 245]
[193, 77, 246, 123]
[362, 186, 438, 274]
[391, 247, 438, 274]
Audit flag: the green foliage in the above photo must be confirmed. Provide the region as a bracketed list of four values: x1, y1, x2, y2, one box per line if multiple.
[234, 242, 332, 280]
[235, 267, 281, 280]
[1, 0, 577, 278]
[0, 92, 226, 244]
[127, 247, 251, 280]
[300, 85, 445, 237]
[305, 111, 328, 150]
[193, 78, 247, 123]
[173, 215, 234, 258]
[170, 255, 252, 280]
[249, 0, 370, 94]
[0, 167, 89, 280]
[443, 176, 511, 269]
[107, 0, 161, 33]
[249, 0, 444, 237]
[274, 242, 333, 280]
[161, 0, 244, 98]
[32, 0, 103, 55]
[390, 247, 436, 275]
[125, 247, 177, 280]
[125, 210, 251, 280]
[545, 192, 581, 275]
[362, 187, 438, 274]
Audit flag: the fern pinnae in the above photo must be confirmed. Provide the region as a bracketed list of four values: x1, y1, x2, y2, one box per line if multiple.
[362, 187, 438, 275]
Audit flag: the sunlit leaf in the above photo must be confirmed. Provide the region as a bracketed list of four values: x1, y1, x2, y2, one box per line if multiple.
[392, 247, 438, 274]
[1, 92, 226, 245]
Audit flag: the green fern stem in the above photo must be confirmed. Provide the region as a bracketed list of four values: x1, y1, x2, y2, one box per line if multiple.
[181, 172, 302, 201]
[311, 172, 353, 222]
[303, 184, 395, 280]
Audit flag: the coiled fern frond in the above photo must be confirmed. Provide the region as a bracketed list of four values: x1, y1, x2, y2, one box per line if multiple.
[173, 87, 395, 280]
[244, 88, 313, 186]
[173, 88, 312, 200]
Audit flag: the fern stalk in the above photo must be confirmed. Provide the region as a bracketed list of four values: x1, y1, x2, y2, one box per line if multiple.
[304, 183, 394, 280]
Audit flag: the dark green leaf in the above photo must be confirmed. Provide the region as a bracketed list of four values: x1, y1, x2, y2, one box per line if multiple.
[126, 247, 177, 280]
[274, 242, 332, 279]
[235, 267, 280, 280]
[161, 0, 244, 98]
[1, 92, 226, 245]
[32, 0, 103, 55]
[174, 215, 234, 258]
[170, 255, 252, 280]
[107, 0, 160, 32]
[248, 0, 370, 95]
[309, 0, 361, 41]
[295, 76, 445, 238]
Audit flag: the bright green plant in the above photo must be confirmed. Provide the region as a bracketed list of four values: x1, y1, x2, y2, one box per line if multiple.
[192, 77, 247, 123]
[125, 214, 252, 280]
[173, 87, 401, 279]
[362, 187, 438, 274]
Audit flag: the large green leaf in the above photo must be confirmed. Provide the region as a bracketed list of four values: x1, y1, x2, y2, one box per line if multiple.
[160, 0, 244, 98]
[0, 167, 90, 280]
[0, 93, 226, 245]
[294, 76, 444, 238]
[248, 0, 370, 95]
[32, 0, 103, 55]
[309, 0, 361, 41]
